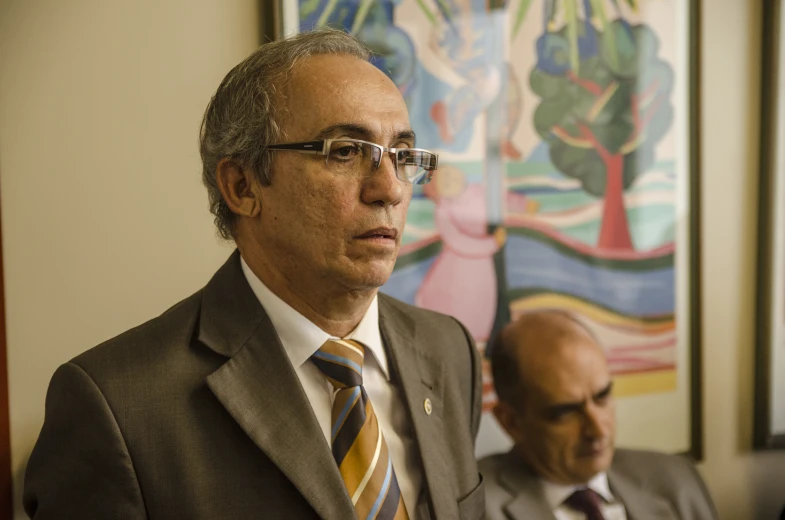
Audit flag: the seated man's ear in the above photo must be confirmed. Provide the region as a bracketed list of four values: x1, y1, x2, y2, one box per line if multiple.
[493, 401, 525, 443]
[216, 158, 262, 218]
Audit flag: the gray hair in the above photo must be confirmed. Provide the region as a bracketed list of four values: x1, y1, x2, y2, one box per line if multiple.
[199, 28, 372, 240]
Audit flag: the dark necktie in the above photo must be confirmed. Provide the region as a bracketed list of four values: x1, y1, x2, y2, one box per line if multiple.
[311, 338, 409, 520]
[564, 488, 606, 520]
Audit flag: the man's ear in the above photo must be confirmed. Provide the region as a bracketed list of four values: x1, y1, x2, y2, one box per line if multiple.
[493, 401, 524, 442]
[215, 158, 262, 218]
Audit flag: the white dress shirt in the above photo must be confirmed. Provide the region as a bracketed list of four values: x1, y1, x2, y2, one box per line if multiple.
[541, 473, 628, 520]
[241, 259, 425, 518]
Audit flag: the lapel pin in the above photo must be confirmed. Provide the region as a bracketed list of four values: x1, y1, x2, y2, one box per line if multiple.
[423, 398, 432, 415]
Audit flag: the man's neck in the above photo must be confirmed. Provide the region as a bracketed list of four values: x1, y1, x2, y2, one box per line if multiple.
[239, 247, 376, 337]
[512, 445, 593, 487]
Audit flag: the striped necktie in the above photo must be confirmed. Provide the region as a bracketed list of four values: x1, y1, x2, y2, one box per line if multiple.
[311, 338, 410, 520]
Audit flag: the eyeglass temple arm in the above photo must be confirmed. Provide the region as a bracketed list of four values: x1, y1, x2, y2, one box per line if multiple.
[267, 141, 325, 154]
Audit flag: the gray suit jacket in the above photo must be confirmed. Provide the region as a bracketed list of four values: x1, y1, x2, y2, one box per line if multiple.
[23, 251, 486, 520]
[478, 449, 718, 520]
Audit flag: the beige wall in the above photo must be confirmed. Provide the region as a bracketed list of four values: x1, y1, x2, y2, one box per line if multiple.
[700, 0, 785, 518]
[0, 1, 254, 517]
[0, 0, 783, 519]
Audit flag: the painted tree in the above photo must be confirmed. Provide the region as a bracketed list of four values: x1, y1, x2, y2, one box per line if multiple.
[530, 2, 674, 250]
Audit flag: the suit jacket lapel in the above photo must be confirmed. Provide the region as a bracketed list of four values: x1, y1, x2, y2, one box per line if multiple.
[198, 251, 355, 520]
[608, 467, 676, 520]
[503, 490, 556, 520]
[378, 296, 455, 520]
[495, 456, 556, 520]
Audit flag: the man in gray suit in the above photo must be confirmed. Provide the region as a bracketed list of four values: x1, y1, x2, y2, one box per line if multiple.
[23, 29, 484, 520]
[480, 311, 717, 520]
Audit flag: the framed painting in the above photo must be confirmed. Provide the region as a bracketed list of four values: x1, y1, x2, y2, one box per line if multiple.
[268, 0, 702, 459]
[755, 0, 785, 450]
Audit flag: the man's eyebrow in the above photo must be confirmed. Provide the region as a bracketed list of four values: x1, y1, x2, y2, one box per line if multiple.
[395, 129, 417, 145]
[314, 123, 372, 141]
[313, 124, 417, 146]
[545, 401, 584, 417]
[543, 382, 613, 417]
[593, 381, 613, 400]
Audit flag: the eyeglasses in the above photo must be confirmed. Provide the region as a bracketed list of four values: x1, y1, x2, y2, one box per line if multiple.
[267, 138, 438, 185]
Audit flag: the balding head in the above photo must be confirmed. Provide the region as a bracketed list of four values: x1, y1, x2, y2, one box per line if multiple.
[491, 310, 601, 406]
[490, 310, 616, 485]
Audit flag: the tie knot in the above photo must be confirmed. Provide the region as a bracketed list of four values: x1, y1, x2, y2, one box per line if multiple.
[564, 488, 605, 519]
[311, 338, 366, 389]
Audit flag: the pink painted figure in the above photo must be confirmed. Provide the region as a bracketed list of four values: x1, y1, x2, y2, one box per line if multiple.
[416, 165, 507, 342]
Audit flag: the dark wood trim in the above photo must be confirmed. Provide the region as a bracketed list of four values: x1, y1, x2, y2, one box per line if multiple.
[754, 0, 785, 450]
[687, 0, 704, 462]
[0, 182, 14, 515]
[261, 0, 283, 42]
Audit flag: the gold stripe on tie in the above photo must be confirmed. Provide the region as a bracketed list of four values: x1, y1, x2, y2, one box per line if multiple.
[311, 339, 409, 520]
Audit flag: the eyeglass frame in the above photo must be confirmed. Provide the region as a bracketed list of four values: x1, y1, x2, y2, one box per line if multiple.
[266, 138, 439, 184]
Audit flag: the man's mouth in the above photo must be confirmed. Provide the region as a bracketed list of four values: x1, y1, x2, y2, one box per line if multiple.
[356, 227, 398, 240]
[577, 443, 608, 458]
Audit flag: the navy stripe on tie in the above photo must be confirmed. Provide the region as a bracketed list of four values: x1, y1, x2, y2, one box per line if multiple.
[332, 386, 362, 441]
[374, 466, 402, 520]
[332, 387, 369, 466]
[367, 458, 393, 520]
[312, 350, 362, 375]
[311, 357, 362, 388]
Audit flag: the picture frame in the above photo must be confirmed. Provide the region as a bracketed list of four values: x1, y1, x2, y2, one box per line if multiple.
[265, 0, 702, 460]
[0, 190, 12, 516]
[754, 0, 785, 450]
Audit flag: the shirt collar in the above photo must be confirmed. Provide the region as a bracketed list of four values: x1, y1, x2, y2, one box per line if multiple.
[346, 295, 389, 379]
[240, 257, 389, 379]
[540, 472, 615, 509]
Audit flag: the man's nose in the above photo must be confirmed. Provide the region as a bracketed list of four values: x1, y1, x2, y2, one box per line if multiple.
[582, 405, 610, 439]
[361, 152, 405, 207]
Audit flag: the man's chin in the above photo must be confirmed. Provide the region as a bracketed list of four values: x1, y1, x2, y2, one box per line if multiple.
[340, 264, 396, 291]
[575, 453, 613, 479]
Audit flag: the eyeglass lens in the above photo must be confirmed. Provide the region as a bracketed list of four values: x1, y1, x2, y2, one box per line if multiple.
[325, 140, 435, 185]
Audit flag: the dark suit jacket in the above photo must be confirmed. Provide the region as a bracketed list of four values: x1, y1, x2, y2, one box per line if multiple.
[23, 251, 486, 520]
[478, 448, 718, 520]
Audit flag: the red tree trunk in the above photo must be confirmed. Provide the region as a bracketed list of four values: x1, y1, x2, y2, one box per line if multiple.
[597, 154, 634, 250]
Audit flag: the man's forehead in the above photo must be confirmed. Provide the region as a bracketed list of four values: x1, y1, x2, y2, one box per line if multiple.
[519, 341, 608, 394]
[527, 364, 612, 406]
[537, 376, 612, 398]
[280, 55, 410, 140]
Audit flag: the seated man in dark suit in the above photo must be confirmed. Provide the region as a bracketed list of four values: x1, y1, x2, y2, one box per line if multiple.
[23, 28, 485, 520]
[479, 311, 717, 519]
